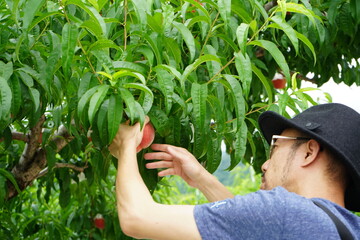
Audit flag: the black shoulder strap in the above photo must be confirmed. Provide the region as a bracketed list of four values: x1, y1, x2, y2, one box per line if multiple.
[312, 200, 354, 240]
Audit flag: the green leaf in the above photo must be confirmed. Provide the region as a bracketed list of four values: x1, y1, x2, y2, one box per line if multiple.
[328, 0, 342, 25]
[283, 2, 322, 25]
[139, 91, 153, 115]
[0, 168, 21, 195]
[236, 23, 249, 53]
[119, 87, 139, 124]
[296, 31, 316, 64]
[137, 45, 155, 67]
[230, 123, 248, 170]
[277, 0, 287, 20]
[0, 77, 12, 121]
[269, 15, 299, 55]
[223, 75, 245, 132]
[251, 64, 273, 104]
[28, 11, 61, 31]
[291, 72, 298, 90]
[29, 88, 40, 112]
[204, 45, 222, 79]
[207, 95, 225, 133]
[77, 72, 92, 98]
[148, 106, 169, 137]
[206, 131, 222, 173]
[77, 85, 101, 122]
[91, 49, 114, 74]
[218, 0, 231, 30]
[41, 31, 61, 94]
[0, 174, 6, 206]
[131, 0, 147, 30]
[234, 52, 252, 99]
[249, 40, 290, 81]
[113, 70, 146, 86]
[181, 54, 221, 85]
[45, 146, 57, 171]
[254, 0, 268, 20]
[215, 34, 239, 52]
[191, 83, 208, 158]
[185, 0, 211, 23]
[191, 83, 207, 129]
[0, 61, 13, 81]
[88, 39, 123, 52]
[66, 0, 107, 37]
[22, 0, 45, 30]
[231, 1, 252, 23]
[108, 94, 123, 143]
[97, 99, 109, 143]
[62, 23, 78, 78]
[155, 68, 175, 114]
[155, 65, 182, 82]
[113, 61, 148, 76]
[123, 83, 153, 100]
[88, 85, 110, 125]
[17, 70, 34, 89]
[172, 22, 196, 62]
[80, 19, 103, 39]
[350, 0, 360, 24]
[164, 37, 182, 67]
[9, 75, 22, 116]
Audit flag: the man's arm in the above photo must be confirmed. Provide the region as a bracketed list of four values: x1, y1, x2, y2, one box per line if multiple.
[145, 144, 234, 202]
[109, 121, 201, 240]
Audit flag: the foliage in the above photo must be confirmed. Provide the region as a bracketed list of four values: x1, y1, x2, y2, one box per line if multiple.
[0, 0, 356, 237]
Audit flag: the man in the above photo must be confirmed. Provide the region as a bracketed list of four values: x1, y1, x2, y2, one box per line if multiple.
[109, 103, 360, 239]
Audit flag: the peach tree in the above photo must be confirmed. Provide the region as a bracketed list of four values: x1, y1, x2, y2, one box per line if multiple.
[0, 0, 359, 238]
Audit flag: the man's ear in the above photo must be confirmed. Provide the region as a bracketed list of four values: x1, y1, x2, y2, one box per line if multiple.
[301, 139, 322, 167]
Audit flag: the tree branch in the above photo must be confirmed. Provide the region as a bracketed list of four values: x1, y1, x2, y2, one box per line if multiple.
[264, 0, 277, 12]
[37, 163, 88, 179]
[7, 121, 75, 199]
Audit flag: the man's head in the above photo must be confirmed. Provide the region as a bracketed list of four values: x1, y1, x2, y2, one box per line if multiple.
[258, 103, 360, 212]
[260, 128, 349, 197]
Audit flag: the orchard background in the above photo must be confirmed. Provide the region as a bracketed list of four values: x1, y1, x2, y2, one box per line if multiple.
[0, 0, 359, 238]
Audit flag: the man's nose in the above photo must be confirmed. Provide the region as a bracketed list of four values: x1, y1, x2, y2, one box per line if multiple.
[261, 159, 269, 173]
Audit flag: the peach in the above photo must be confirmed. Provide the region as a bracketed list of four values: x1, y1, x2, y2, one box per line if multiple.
[272, 78, 286, 89]
[94, 213, 105, 229]
[136, 122, 155, 152]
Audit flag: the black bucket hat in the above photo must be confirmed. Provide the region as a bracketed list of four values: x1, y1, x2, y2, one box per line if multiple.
[258, 103, 360, 212]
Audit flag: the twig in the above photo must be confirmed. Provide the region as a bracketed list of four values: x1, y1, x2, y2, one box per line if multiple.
[37, 163, 88, 178]
[123, 0, 128, 50]
[0, 132, 29, 143]
[199, 12, 220, 56]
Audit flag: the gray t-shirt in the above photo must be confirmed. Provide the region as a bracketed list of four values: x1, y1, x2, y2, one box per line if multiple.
[194, 187, 360, 239]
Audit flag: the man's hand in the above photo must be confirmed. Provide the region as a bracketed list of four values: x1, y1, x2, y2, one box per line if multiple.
[109, 117, 150, 158]
[144, 144, 208, 189]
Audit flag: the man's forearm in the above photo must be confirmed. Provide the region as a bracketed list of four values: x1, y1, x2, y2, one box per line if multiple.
[197, 172, 234, 202]
[115, 142, 156, 237]
[115, 143, 201, 240]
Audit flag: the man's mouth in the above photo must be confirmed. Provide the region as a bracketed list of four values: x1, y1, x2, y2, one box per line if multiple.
[260, 172, 265, 189]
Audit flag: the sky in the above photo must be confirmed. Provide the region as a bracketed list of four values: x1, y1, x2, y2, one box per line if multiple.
[302, 79, 360, 113]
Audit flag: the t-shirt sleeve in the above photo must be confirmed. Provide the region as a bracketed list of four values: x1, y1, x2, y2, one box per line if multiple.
[194, 188, 288, 240]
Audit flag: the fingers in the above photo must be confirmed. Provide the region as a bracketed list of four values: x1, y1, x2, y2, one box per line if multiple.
[146, 160, 173, 169]
[144, 152, 173, 161]
[150, 143, 174, 152]
[158, 168, 176, 177]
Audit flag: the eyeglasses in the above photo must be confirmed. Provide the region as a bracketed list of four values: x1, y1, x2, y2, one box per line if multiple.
[269, 135, 311, 158]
